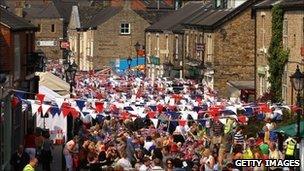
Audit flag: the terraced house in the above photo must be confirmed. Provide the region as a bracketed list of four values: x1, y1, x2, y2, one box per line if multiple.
[254, 0, 304, 104]
[146, 0, 259, 101]
[68, 0, 172, 71]
[4, 0, 76, 60]
[0, 6, 42, 170]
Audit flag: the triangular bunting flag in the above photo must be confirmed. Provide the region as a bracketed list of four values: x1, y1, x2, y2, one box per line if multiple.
[55, 97, 64, 109]
[61, 107, 71, 117]
[75, 99, 85, 111]
[151, 118, 159, 128]
[41, 104, 51, 116]
[49, 106, 60, 116]
[95, 102, 104, 113]
[178, 120, 187, 127]
[36, 94, 45, 103]
[31, 103, 41, 116]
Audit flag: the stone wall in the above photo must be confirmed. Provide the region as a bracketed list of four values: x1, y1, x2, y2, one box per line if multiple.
[213, 8, 255, 97]
[92, 8, 150, 69]
[255, 9, 304, 104]
[282, 10, 304, 104]
[32, 18, 64, 60]
[255, 9, 272, 98]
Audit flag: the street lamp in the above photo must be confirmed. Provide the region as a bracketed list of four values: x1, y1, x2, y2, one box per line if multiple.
[134, 42, 141, 77]
[166, 61, 174, 77]
[127, 56, 132, 72]
[290, 65, 304, 141]
[66, 61, 78, 96]
[65, 61, 77, 141]
[197, 62, 206, 84]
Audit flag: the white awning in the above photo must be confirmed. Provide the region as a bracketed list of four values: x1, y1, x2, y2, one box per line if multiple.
[36, 72, 70, 96]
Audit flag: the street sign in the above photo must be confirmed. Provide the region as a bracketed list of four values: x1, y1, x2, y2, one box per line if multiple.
[60, 41, 70, 50]
[196, 43, 205, 52]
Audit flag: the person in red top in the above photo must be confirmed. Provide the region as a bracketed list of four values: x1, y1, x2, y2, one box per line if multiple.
[24, 128, 37, 159]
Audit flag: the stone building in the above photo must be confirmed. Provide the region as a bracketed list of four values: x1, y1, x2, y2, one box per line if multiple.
[68, 1, 170, 71]
[4, 0, 76, 60]
[183, 0, 258, 99]
[145, 1, 208, 79]
[254, 0, 304, 104]
[0, 7, 39, 169]
[146, 0, 257, 99]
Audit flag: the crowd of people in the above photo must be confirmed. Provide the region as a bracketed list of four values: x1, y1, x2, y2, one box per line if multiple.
[9, 66, 301, 171]
[10, 128, 53, 171]
[60, 75, 299, 171]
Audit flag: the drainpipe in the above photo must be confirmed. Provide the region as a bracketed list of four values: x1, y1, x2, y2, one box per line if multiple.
[181, 33, 185, 79]
[254, 9, 257, 101]
[77, 32, 80, 68]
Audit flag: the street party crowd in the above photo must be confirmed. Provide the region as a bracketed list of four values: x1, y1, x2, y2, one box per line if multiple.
[60, 72, 299, 171]
[11, 61, 301, 171]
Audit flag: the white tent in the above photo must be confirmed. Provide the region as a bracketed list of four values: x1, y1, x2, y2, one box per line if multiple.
[35, 73, 69, 143]
[39, 85, 64, 102]
[36, 72, 70, 96]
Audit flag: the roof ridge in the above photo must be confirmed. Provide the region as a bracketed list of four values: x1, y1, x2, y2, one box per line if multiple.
[0, 7, 36, 30]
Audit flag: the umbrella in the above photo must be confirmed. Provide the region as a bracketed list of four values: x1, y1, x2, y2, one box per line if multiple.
[274, 121, 304, 138]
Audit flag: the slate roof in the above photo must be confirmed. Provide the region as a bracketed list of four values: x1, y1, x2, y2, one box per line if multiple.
[184, 0, 260, 31]
[146, 1, 208, 33]
[144, 0, 174, 10]
[83, 6, 122, 28]
[0, 7, 36, 31]
[78, 5, 103, 28]
[254, 0, 304, 9]
[53, 0, 77, 22]
[134, 10, 171, 24]
[22, 3, 62, 19]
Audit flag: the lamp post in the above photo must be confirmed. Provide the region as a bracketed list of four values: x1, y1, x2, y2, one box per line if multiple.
[290, 65, 304, 142]
[166, 61, 174, 77]
[66, 61, 78, 96]
[197, 62, 206, 84]
[65, 60, 77, 141]
[134, 42, 141, 77]
[0, 73, 6, 170]
[127, 56, 132, 76]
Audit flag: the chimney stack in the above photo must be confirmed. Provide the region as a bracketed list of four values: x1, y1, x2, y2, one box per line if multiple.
[123, 0, 131, 10]
[15, 0, 25, 17]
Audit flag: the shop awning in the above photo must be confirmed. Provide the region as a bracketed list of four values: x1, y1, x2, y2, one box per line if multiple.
[274, 121, 304, 138]
[227, 81, 254, 90]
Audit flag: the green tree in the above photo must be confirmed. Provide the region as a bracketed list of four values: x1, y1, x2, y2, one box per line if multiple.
[268, 5, 289, 103]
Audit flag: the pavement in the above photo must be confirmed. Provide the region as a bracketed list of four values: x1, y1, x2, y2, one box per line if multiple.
[36, 145, 63, 171]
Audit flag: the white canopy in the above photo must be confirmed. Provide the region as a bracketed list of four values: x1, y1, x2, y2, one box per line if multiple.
[36, 72, 70, 96]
